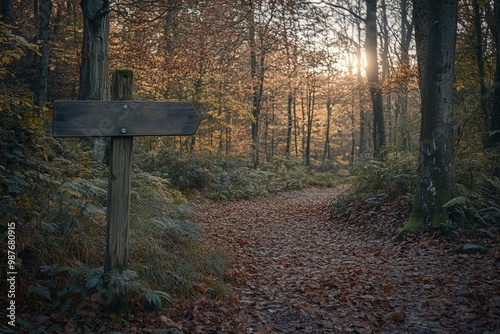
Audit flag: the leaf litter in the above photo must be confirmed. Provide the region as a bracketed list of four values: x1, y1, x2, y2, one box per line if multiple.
[179, 186, 500, 333]
[9, 186, 500, 333]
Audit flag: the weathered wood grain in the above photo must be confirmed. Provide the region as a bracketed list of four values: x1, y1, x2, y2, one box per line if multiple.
[105, 70, 133, 276]
[52, 100, 201, 137]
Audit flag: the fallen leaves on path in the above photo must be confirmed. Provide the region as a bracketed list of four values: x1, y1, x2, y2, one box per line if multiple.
[175, 186, 500, 333]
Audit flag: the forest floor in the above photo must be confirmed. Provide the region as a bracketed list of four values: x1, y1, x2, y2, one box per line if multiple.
[10, 186, 500, 333]
[167, 186, 500, 333]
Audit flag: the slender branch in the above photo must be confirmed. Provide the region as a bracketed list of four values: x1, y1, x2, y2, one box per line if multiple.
[303, 0, 365, 22]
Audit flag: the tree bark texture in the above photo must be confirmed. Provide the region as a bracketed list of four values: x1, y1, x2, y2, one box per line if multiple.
[365, 0, 386, 160]
[473, 0, 490, 148]
[79, 0, 110, 101]
[305, 82, 315, 167]
[490, 0, 500, 148]
[402, 0, 458, 236]
[245, 1, 261, 168]
[412, 0, 429, 94]
[286, 93, 293, 158]
[35, 0, 52, 109]
[396, 0, 413, 149]
[356, 21, 366, 156]
[323, 98, 333, 162]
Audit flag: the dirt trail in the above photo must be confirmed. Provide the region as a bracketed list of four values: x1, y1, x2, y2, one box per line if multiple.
[192, 187, 500, 333]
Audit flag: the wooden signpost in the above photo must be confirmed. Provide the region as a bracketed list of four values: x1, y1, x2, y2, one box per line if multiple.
[53, 70, 201, 308]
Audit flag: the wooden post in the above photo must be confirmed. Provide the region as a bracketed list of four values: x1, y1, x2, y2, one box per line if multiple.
[104, 69, 133, 310]
[52, 68, 201, 312]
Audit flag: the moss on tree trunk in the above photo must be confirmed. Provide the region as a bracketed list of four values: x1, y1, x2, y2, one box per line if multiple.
[398, 0, 458, 239]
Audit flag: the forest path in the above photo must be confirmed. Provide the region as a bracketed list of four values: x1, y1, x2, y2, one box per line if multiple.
[189, 186, 500, 333]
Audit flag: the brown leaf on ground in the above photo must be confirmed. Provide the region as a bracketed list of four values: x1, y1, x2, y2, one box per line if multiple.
[185, 186, 500, 333]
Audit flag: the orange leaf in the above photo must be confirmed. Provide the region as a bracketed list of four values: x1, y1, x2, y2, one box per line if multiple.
[65, 320, 75, 333]
[390, 312, 405, 323]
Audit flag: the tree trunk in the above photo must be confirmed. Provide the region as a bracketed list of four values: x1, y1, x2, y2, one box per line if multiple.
[473, 0, 490, 148]
[271, 96, 276, 161]
[397, 0, 413, 150]
[301, 96, 306, 155]
[293, 96, 299, 157]
[79, 0, 110, 163]
[323, 99, 333, 163]
[281, 6, 296, 160]
[490, 0, 500, 148]
[34, 0, 52, 109]
[286, 92, 293, 158]
[245, 1, 261, 168]
[356, 18, 366, 156]
[400, 0, 458, 237]
[380, 0, 392, 146]
[412, 0, 430, 92]
[365, 0, 386, 160]
[305, 81, 315, 167]
[78, 0, 110, 101]
[0, 0, 12, 24]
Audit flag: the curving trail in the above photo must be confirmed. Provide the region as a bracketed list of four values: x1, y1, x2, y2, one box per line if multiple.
[189, 187, 500, 333]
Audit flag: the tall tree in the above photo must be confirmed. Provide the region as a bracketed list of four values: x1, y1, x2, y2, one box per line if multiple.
[380, 0, 392, 145]
[78, 0, 110, 100]
[243, 0, 261, 168]
[400, 0, 458, 236]
[396, 0, 414, 149]
[355, 14, 367, 156]
[365, 0, 386, 159]
[281, 3, 299, 159]
[473, 0, 490, 148]
[323, 97, 333, 162]
[490, 0, 500, 148]
[304, 74, 317, 167]
[412, 0, 429, 90]
[79, 0, 110, 162]
[34, 0, 52, 109]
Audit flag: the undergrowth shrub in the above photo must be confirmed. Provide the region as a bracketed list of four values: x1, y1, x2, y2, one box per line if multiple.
[349, 151, 417, 200]
[340, 146, 500, 239]
[25, 264, 172, 322]
[136, 151, 346, 200]
[441, 147, 500, 237]
[207, 166, 275, 199]
[3, 137, 229, 319]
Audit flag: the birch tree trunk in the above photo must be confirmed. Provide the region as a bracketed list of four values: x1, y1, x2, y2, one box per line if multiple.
[400, 0, 458, 237]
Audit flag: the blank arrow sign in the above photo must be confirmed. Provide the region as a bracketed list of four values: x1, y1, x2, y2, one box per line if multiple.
[52, 100, 201, 137]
